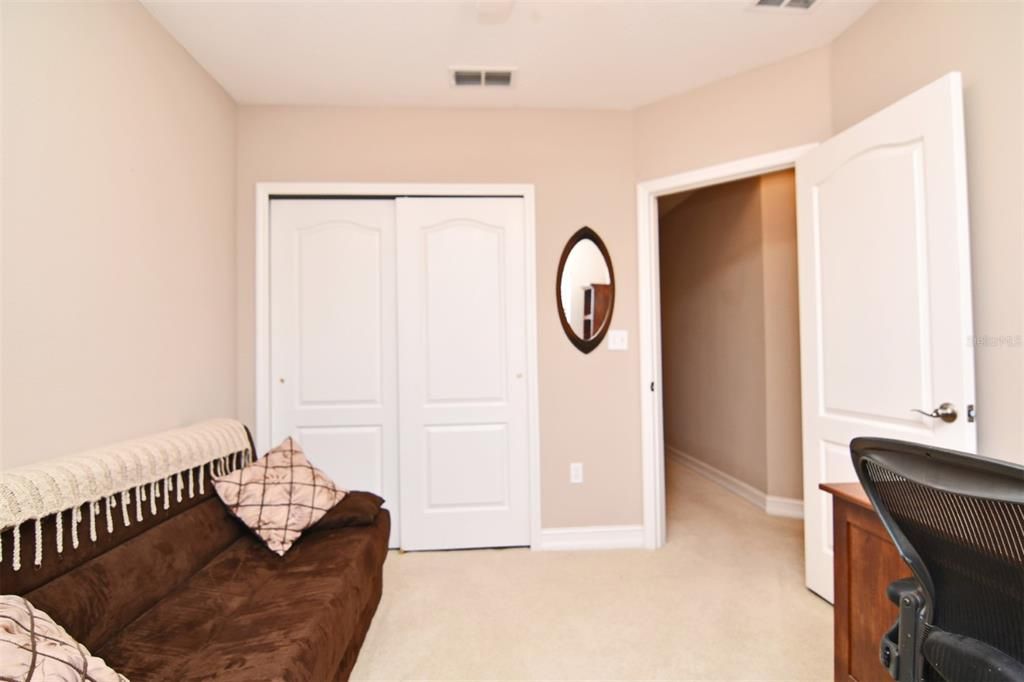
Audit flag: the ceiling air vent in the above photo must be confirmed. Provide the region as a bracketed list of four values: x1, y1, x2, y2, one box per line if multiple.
[453, 70, 482, 86]
[452, 68, 515, 87]
[484, 71, 513, 86]
[755, 0, 816, 8]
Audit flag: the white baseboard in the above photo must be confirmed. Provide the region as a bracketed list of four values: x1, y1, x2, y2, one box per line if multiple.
[667, 446, 803, 519]
[669, 447, 765, 510]
[534, 524, 645, 551]
[765, 495, 805, 519]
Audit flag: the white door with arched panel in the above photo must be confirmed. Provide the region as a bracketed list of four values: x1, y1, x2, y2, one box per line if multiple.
[797, 73, 977, 601]
[270, 199, 399, 546]
[396, 197, 530, 551]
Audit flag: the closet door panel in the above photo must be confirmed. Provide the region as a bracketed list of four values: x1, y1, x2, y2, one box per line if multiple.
[397, 197, 530, 551]
[270, 199, 399, 546]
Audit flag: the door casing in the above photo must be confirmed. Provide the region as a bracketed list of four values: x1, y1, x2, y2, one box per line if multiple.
[635, 144, 817, 550]
[255, 183, 541, 549]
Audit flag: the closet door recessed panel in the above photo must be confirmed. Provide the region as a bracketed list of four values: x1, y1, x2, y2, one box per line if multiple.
[423, 221, 506, 404]
[297, 221, 383, 406]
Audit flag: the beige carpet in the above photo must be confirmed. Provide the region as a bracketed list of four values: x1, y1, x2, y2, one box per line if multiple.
[351, 458, 833, 680]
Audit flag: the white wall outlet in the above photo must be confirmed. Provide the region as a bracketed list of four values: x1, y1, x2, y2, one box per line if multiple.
[570, 462, 584, 484]
[607, 329, 628, 351]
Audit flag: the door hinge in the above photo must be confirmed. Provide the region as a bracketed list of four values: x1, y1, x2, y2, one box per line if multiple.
[650, 382, 655, 392]
[967, 404, 976, 423]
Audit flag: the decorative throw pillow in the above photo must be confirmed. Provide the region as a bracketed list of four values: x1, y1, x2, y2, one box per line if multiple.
[0, 595, 128, 682]
[213, 437, 346, 555]
[309, 491, 384, 532]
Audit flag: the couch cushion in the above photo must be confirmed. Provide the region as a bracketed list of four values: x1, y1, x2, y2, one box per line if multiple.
[24, 495, 243, 652]
[97, 511, 390, 682]
[213, 437, 345, 556]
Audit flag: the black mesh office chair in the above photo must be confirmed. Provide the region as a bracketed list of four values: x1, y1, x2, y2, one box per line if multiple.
[852, 437, 1024, 682]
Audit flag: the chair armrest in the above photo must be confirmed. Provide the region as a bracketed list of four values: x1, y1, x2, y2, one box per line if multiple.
[886, 578, 919, 605]
[881, 578, 926, 682]
[923, 629, 1024, 682]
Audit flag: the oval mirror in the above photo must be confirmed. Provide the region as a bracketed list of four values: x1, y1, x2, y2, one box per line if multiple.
[556, 227, 615, 354]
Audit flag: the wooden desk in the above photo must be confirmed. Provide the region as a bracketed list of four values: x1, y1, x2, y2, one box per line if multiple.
[821, 482, 910, 682]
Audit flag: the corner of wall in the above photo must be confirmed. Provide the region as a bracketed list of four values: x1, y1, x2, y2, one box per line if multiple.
[225, 94, 242, 428]
[0, 0, 6, 468]
[757, 171, 803, 501]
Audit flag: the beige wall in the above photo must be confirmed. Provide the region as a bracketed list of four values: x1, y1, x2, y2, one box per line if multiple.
[660, 178, 768, 492]
[236, 107, 641, 528]
[830, 0, 1023, 459]
[658, 171, 801, 498]
[1, 2, 237, 468]
[760, 171, 803, 499]
[634, 47, 832, 182]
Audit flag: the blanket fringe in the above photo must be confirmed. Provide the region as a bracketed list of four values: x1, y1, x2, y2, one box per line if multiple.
[104, 498, 114, 535]
[34, 519, 42, 567]
[89, 501, 98, 543]
[71, 506, 81, 549]
[121, 491, 131, 528]
[12, 524, 20, 571]
[0, 420, 253, 571]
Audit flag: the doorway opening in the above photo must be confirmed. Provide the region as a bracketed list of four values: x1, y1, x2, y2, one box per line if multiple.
[655, 170, 804, 542]
[635, 144, 815, 549]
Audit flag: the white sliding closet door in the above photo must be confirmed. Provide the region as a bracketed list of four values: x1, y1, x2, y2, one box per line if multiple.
[270, 199, 399, 546]
[396, 197, 531, 551]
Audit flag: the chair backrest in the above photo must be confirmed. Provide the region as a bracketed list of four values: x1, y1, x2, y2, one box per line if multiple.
[852, 437, 1024, 675]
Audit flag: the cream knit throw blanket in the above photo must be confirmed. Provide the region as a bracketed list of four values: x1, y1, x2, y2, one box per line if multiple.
[0, 419, 253, 571]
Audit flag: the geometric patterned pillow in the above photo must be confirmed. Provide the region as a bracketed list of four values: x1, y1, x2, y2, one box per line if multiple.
[212, 437, 346, 556]
[0, 594, 129, 681]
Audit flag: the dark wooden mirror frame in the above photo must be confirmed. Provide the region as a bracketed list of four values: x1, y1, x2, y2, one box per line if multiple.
[555, 226, 615, 354]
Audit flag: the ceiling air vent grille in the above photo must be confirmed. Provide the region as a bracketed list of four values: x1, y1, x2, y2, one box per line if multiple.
[755, 0, 816, 8]
[484, 71, 513, 86]
[452, 69, 515, 87]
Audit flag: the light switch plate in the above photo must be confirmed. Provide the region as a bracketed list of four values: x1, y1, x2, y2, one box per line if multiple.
[607, 329, 628, 351]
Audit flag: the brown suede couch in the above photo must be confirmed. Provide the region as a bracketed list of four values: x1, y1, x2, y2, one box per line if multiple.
[1, 466, 389, 681]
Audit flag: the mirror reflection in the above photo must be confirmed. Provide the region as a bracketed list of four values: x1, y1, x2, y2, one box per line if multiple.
[556, 228, 615, 353]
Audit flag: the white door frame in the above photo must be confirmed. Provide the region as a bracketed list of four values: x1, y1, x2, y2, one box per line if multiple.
[635, 145, 817, 549]
[254, 182, 542, 548]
